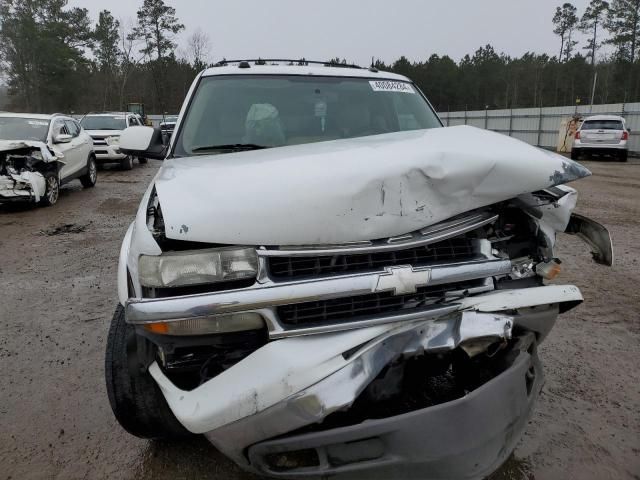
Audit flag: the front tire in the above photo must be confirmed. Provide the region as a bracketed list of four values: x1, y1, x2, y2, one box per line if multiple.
[39, 171, 59, 206]
[120, 155, 133, 171]
[138, 157, 148, 164]
[105, 304, 191, 440]
[80, 156, 97, 188]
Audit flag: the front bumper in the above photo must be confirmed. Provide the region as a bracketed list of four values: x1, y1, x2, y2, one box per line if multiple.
[246, 337, 541, 479]
[93, 145, 126, 161]
[0, 172, 45, 203]
[573, 140, 627, 152]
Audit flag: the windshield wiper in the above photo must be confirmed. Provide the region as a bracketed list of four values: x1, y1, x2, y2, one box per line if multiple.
[192, 143, 270, 153]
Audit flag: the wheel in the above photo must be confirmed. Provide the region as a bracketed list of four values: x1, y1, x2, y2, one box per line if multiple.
[570, 149, 580, 160]
[120, 155, 133, 171]
[39, 171, 59, 206]
[138, 157, 148, 164]
[105, 304, 191, 440]
[80, 155, 97, 188]
[619, 150, 628, 162]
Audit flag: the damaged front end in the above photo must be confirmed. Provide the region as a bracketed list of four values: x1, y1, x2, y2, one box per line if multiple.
[0, 141, 61, 203]
[119, 152, 612, 478]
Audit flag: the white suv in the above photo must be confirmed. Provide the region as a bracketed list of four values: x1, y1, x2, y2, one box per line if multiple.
[80, 112, 147, 170]
[107, 60, 613, 480]
[0, 113, 97, 206]
[572, 115, 629, 162]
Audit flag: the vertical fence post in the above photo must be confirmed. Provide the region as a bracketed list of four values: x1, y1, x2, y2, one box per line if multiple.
[484, 106, 489, 130]
[536, 106, 543, 147]
[464, 105, 467, 125]
[508, 108, 513, 138]
[446, 105, 450, 127]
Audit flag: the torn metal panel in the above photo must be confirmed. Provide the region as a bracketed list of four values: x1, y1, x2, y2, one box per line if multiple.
[566, 213, 614, 266]
[0, 170, 46, 201]
[149, 323, 404, 433]
[151, 309, 516, 438]
[0, 140, 62, 162]
[519, 185, 578, 253]
[157, 311, 514, 467]
[154, 126, 590, 245]
[0, 141, 65, 202]
[459, 284, 583, 312]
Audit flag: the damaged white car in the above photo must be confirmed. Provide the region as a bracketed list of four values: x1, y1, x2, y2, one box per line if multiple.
[106, 61, 613, 479]
[0, 113, 97, 206]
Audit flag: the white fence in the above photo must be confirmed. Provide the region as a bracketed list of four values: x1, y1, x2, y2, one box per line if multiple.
[438, 103, 640, 153]
[145, 104, 640, 153]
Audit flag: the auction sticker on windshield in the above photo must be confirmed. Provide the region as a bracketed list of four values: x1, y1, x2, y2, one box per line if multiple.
[370, 80, 415, 93]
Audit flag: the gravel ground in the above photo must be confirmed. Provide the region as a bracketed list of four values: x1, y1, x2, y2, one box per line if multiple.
[0, 158, 638, 480]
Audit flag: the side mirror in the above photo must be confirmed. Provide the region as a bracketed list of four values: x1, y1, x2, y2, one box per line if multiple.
[120, 126, 167, 160]
[53, 133, 72, 144]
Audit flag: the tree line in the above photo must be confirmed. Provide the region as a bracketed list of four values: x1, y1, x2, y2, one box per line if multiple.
[0, 0, 639, 115]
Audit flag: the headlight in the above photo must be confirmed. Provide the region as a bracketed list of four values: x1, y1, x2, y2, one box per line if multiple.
[106, 136, 120, 146]
[138, 247, 258, 288]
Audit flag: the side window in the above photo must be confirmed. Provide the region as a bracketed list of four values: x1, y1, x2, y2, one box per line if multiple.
[128, 116, 138, 127]
[64, 120, 79, 137]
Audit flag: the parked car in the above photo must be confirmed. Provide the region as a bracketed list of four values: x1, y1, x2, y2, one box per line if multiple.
[572, 114, 629, 161]
[106, 60, 613, 480]
[159, 115, 178, 135]
[0, 113, 97, 206]
[80, 112, 147, 170]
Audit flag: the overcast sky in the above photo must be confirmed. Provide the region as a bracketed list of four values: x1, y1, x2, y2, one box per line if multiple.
[68, 0, 598, 65]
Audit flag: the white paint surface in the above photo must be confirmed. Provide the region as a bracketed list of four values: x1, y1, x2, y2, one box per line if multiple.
[155, 126, 588, 245]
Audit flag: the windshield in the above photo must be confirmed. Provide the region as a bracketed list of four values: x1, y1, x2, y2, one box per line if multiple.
[0, 117, 50, 141]
[81, 115, 127, 131]
[174, 75, 442, 156]
[581, 120, 624, 131]
[163, 116, 178, 123]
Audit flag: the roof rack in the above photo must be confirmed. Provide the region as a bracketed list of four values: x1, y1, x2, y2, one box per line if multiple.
[214, 58, 374, 71]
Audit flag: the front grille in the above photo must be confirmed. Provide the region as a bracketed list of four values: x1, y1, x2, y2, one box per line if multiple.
[91, 137, 107, 145]
[277, 279, 486, 326]
[268, 237, 478, 280]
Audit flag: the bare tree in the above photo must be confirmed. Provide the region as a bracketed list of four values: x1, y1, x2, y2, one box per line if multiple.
[186, 28, 211, 71]
[119, 19, 145, 110]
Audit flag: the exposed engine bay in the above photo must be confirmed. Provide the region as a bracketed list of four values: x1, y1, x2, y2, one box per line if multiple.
[0, 141, 62, 202]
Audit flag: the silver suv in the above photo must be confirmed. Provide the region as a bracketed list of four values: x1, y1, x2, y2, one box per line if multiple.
[80, 112, 147, 170]
[106, 59, 613, 480]
[572, 114, 629, 161]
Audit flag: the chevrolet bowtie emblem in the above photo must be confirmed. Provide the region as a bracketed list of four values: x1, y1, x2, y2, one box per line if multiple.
[374, 266, 432, 296]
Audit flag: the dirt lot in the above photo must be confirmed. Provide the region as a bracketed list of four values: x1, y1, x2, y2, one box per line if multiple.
[1, 159, 639, 480]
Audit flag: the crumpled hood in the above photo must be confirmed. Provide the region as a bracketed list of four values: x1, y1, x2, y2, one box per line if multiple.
[154, 125, 590, 245]
[0, 139, 60, 162]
